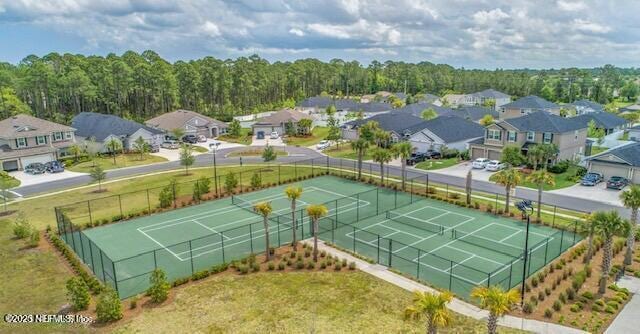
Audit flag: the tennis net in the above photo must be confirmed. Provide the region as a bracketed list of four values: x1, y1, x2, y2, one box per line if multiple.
[453, 229, 523, 258]
[231, 195, 256, 214]
[386, 211, 444, 235]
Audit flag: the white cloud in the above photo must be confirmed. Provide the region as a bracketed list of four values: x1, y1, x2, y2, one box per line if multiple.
[201, 21, 221, 37]
[557, 1, 587, 11]
[472, 8, 510, 25]
[288, 28, 305, 36]
[571, 19, 612, 33]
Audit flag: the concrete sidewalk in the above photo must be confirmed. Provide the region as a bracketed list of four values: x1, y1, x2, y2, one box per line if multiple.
[311, 240, 587, 334]
[605, 276, 640, 334]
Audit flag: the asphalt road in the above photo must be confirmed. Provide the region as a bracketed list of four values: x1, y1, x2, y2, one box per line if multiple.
[13, 146, 627, 217]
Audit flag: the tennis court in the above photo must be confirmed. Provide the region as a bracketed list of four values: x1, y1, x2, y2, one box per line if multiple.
[319, 198, 580, 298]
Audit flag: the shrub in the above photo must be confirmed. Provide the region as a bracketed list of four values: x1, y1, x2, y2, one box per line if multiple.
[320, 261, 327, 269]
[592, 303, 602, 312]
[585, 264, 592, 278]
[307, 261, 315, 269]
[296, 260, 305, 270]
[278, 262, 285, 270]
[545, 287, 551, 296]
[605, 306, 616, 314]
[342, 258, 348, 267]
[287, 259, 293, 266]
[96, 288, 122, 322]
[523, 302, 534, 314]
[147, 269, 170, 303]
[66, 277, 90, 311]
[172, 277, 190, 287]
[334, 262, 342, 270]
[12, 213, 32, 239]
[549, 264, 555, 273]
[538, 272, 546, 283]
[250, 172, 262, 189]
[486, 204, 493, 213]
[553, 300, 562, 311]
[290, 251, 297, 258]
[544, 308, 553, 318]
[192, 270, 210, 281]
[538, 291, 545, 301]
[320, 250, 327, 258]
[251, 262, 260, 272]
[349, 262, 356, 270]
[581, 291, 594, 300]
[304, 249, 311, 258]
[129, 296, 139, 309]
[267, 262, 275, 271]
[239, 265, 249, 274]
[606, 301, 619, 310]
[531, 276, 539, 287]
[570, 304, 580, 312]
[28, 229, 40, 248]
[566, 287, 576, 300]
[559, 292, 567, 304]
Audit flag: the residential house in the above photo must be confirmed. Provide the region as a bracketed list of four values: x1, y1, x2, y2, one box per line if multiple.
[629, 126, 640, 142]
[252, 109, 315, 139]
[455, 106, 499, 123]
[619, 104, 640, 113]
[585, 142, 640, 184]
[360, 91, 406, 103]
[416, 93, 441, 105]
[408, 116, 485, 153]
[573, 112, 630, 136]
[470, 89, 511, 110]
[568, 99, 604, 115]
[0, 114, 76, 171]
[296, 96, 392, 125]
[145, 109, 228, 138]
[341, 112, 426, 141]
[394, 102, 455, 118]
[442, 94, 473, 107]
[72, 112, 165, 153]
[469, 111, 588, 162]
[498, 95, 561, 119]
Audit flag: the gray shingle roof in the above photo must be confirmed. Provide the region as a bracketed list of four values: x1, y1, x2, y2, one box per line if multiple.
[588, 142, 640, 167]
[501, 95, 559, 110]
[395, 102, 455, 118]
[411, 116, 485, 143]
[344, 112, 426, 135]
[570, 99, 604, 112]
[0, 114, 75, 139]
[298, 96, 334, 108]
[471, 89, 510, 99]
[503, 111, 586, 133]
[573, 112, 628, 130]
[145, 109, 227, 131]
[253, 109, 314, 126]
[297, 96, 391, 113]
[417, 93, 440, 104]
[72, 112, 164, 141]
[455, 106, 499, 121]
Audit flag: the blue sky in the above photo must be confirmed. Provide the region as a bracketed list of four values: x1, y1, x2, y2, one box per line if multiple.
[0, 0, 639, 69]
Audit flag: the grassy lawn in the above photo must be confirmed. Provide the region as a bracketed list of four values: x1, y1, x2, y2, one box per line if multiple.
[1, 173, 21, 188]
[219, 128, 252, 145]
[324, 144, 373, 161]
[489, 166, 581, 191]
[112, 271, 526, 334]
[191, 145, 209, 153]
[284, 127, 329, 147]
[415, 158, 460, 170]
[227, 148, 287, 157]
[67, 154, 168, 173]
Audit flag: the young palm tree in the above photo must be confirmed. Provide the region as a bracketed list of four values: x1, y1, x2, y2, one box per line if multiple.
[620, 185, 640, 266]
[374, 130, 391, 148]
[539, 143, 559, 170]
[393, 141, 413, 190]
[351, 138, 369, 180]
[68, 144, 84, 163]
[592, 211, 631, 293]
[105, 138, 122, 165]
[404, 290, 453, 334]
[526, 170, 555, 221]
[371, 147, 393, 184]
[284, 186, 303, 250]
[526, 145, 545, 171]
[493, 167, 522, 214]
[582, 212, 602, 265]
[306, 204, 328, 262]
[471, 286, 519, 334]
[253, 202, 274, 261]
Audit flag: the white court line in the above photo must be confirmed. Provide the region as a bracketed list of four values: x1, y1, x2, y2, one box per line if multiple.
[438, 244, 504, 266]
[498, 223, 551, 238]
[500, 230, 521, 243]
[138, 229, 183, 260]
[393, 214, 476, 253]
[448, 254, 476, 272]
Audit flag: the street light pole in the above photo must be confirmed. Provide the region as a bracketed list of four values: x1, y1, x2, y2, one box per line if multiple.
[210, 142, 220, 196]
[516, 200, 534, 308]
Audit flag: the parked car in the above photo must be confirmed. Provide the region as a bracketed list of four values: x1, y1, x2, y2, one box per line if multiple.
[44, 160, 65, 173]
[472, 158, 490, 169]
[485, 160, 505, 172]
[182, 134, 198, 144]
[197, 135, 207, 143]
[406, 152, 427, 166]
[424, 150, 441, 159]
[580, 172, 603, 186]
[149, 144, 160, 153]
[316, 140, 330, 150]
[606, 176, 629, 190]
[161, 140, 180, 149]
[24, 162, 46, 174]
[270, 131, 279, 139]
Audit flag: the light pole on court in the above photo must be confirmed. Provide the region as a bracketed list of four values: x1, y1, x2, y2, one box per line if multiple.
[516, 199, 534, 308]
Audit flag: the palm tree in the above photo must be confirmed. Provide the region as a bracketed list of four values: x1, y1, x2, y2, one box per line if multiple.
[371, 147, 393, 184]
[253, 202, 274, 261]
[526, 145, 545, 171]
[132, 136, 149, 160]
[493, 167, 522, 214]
[393, 141, 413, 190]
[620, 185, 640, 266]
[374, 130, 391, 148]
[68, 144, 84, 163]
[105, 138, 122, 165]
[285, 186, 303, 250]
[582, 212, 602, 265]
[421, 108, 438, 120]
[526, 170, 555, 221]
[351, 139, 369, 180]
[592, 211, 631, 293]
[471, 286, 519, 334]
[306, 204, 328, 262]
[539, 143, 559, 170]
[404, 291, 453, 334]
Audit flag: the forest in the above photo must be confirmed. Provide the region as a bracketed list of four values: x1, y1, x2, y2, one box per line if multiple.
[0, 50, 638, 124]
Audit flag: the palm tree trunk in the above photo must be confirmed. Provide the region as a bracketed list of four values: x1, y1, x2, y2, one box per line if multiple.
[505, 185, 511, 214]
[427, 316, 436, 334]
[291, 201, 297, 250]
[401, 160, 406, 190]
[487, 314, 498, 334]
[263, 217, 271, 261]
[602, 237, 613, 274]
[584, 232, 594, 264]
[379, 162, 384, 184]
[357, 150, 363, 180]
[313, 219, 318, 262]
[624, 209, 637, 266]
[536, 183, 543, 221]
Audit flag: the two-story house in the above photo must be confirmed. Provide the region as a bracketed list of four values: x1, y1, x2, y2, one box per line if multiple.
[0, 114, 76, 171]
[469, 89, 511, 110]
[469, 111, 588, 162]
[499, 95, 561, 119]
[568, 99, 604, 115]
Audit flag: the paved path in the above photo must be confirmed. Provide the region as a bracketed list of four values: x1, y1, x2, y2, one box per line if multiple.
[311, 239, 588, 334]
[605, 275, 640, 334]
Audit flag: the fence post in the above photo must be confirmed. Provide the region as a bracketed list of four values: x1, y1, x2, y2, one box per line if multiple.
[352, 226, 356, 251]
[118, 194, 123, 217]
[544, 239, 549, 263]
[249, 224, 254, 253]
[377, 235, 380, 263]
[446, 184, 449, 198]
[449, 260, 453, 290]
[87, 238, 95, 271]
[417, 249, 421, 278]
[173, 182, 177, 208]
[388, 239, 393, 266]
[552, 206, 557, 227]
[339, 159, 342, 177]
[239, 172, 243, 193]
[508, 262, 513, 288]
[426, 174, 429, 195]
[87, 201, 93, 226]
[189, 240, 194, 274]
[494, 194, 498, 215]
[112, 260, 119, 294]
[487, 273, 491, 287]
[99, 249, 107, 282]
[220, 232, 225, 263]
[278, 165, 281, 184]
[312, 158, 314, 176]
[527, 250, 533, 277]
[573, 221, 578, 244]
[376, 188, 379, 215]
[153, 250, 157, 269]
[277, 219, 281, 246]
[394, 189, 397, 208]
[147, 189, 151, 213]
[559, 229, 565, 252]
[78, 232, 85, 262]
[295, 161, 298, 179]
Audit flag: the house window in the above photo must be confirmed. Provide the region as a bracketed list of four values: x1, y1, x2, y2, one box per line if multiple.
[36, 136, 47, 145]
[507, 131, 517, 142]
[521, 108, 531, 114]
[527, 131, 535, 141]
[53, 132, 63, 141]
[487, 129, 502, 141]
[16, 138, 27, 148]
[65, 132, 73, 140]
[543, 132, 553, 144]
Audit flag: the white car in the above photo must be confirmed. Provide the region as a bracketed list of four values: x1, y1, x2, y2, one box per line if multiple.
[270, 131, 279, 139]
[161, 140, 180, 149]
[316, 140, 330, 150]
[485, 160, 505, 171]
[472, 158, 491, 169]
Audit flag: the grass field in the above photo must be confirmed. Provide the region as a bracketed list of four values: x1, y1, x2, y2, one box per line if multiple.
[219, 128, 252, 145]
[1, 173, 20, 188]
[67, 154, 168, 173]
[111, 271, 527, 334]
[284, 127, 329, 147]
[226, 148, 288, 157]
[324, 144, 373, 161]
[415, 158, 459, 170]
[490, 166, 580, 191]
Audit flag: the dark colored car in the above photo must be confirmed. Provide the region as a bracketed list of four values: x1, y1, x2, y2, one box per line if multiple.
[424, 150, 442, 159]
[44, 160, 65, 173]
[182, 134, 198, 144]
[406, 153, 426, 166]
[606, 176, 629, 190]
[580, 172, 603, 186]
[24, 162, 46, 175]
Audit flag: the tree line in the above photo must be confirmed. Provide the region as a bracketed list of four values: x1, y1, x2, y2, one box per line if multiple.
[0, 51, 638, 123]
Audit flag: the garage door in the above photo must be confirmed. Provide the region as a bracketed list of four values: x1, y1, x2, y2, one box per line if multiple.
[21, 154, 53, 167]
[590, 162, 629, 180]
[632, 168, 640, 184]
[471, 148, 485, 160]
[488, 150, 502, 161]
[2, 160, 18, 172]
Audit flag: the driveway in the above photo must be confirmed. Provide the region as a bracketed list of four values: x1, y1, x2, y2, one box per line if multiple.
[551, 182, 625, 206]
[251, 135, 284, 147]
[424, 160, 496, 182]
[194, 139, 245, 151]
[152, 139, 244, 161]
[605, 276, 640, 334]
[9, 170, 88, 189]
